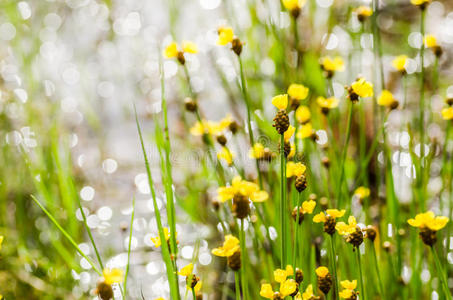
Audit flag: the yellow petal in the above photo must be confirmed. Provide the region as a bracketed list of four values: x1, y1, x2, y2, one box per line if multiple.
[249, 143, 265, 159]
[351, 78, 374, 98]
[272, 94, 289, 110]
[313, 212, 326, 223]
[178, 263, 194, 276]
[377, 90, 395, 107]
[326, 209, 346, 219]
[339, 289, 353, 299]
[103, 268, 124, 285]
[288, 84, 309, 100]
[297, 123, 313, 139]
[250, 190, 269, 202]
[217, 26, 234, 46]
[315, 266, 329, 278]
[340, 279, 357, 290]
[274, 268, 288, 283]
[182, 41, 198, 54]
[302, 284, 314, 300]
[392, 55, 408, 72]
[194, 280, 202, 292]
[320, 56, 344, 72]
[286, 265, 294, 276]
[441, 107, 453, 120]
[284, 125, 296, 142]
[260, 283, 274, 299]
[295, 105, 311, 123]
[280, 279, 297, 297]
[302, 200, 316, 214]
[164, 42, 178, 58]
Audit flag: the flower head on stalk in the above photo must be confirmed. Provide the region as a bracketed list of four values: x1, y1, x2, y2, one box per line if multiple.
[355, 6, 372, 22]
[408, 211, 449, 246]
[320, 56, 344, 78]
[217, 176, 268, 218]
[288, 83, 309, 109]
[336, 216, 364, 249]
[313, 209, 346, 235]
[299, 284, 320, 300]
[292, 200, 316, 224]
[317, 96, 339, 115]
[411, 0, 431, 9]
[272, 94, 290, 135]
[424, 34, 443, 57]
[217, 26, 243, 56]
[178, 263, 202, 291]
[164, 41, 198, 65]
[96, 268, 123, 300]
[346, 77, 373, 102]
[151, 227, 177, 248]
[282, 0, 307, 18]
[339, 280, 358, 299]
[441, 106, 453, 120]
[392, 55, 408, 74]
[260, 265, 298, 299]
[217, 147, 234, 166]
[316, 266, 333, 295]
[353, 186, 370, 204]
[249, 142, 275, 161]
[297, 122, 317, 141]
[212, 235, 242, 270]
[296, 105, 311, 124]
[377, 90, 399, 110]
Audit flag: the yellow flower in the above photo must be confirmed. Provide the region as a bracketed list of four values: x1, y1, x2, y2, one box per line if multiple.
[424, 34, 437, 48]
[313, 209, 345, 223]
[151, 227, 172, 248]
[273, 265, 294, 283]
[217, 147, 234, 166]
[178, 263, 194, 276]
[280, 279, 297, 297]
[295, 105, 311, 124]
[287, 143, 296, 159]
[260, 283, 274, 299]
[286, 162, 307, 178]
[302, 200, 316, 214]
[288, 84, 309, 101]
[217, 26, 234, 46]
[336, 216, 358, 235]
[340, 280, 357, 290]
[407, 211, 449, 231]
[302, 284, 315, 300]
[103, 268, 124, 285]
[212, 235, 240, 257]
[339, 289, 353, 299]
[194, 281, 202, 293]
[182, 41, 198, 54]
[216, 176, 268, 203]
[190, 117, 231, 136]
[284, 125, 296, 142]
[154, 298, 165, 300]
[441, 107, 453, 120]
[317, 96, 339, 109]
[315, 266, 329, 278]
[282, 0, 306, 10]
[378, 90, 396, 107]
[297, 123, 313, 139]
[392, 55, 408, 72]
[272, 94, 289, 110]
[320, 56, 345, 72]
[0, 236, 3, 250]
[351, 78, 373, 98]
[164, 42, 178, 58]
[354, 186, 370, 199]
[355, 6, 373, 17]
[249, 143, 265, 159]
[410, 0, 431, 6]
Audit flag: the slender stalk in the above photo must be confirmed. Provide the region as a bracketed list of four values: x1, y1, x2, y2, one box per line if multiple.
[124, 196, 136, 298]
[370, 241, 384, 298]
[337, 102, 354, 207]
[356, 248, 366, 300]
[192, 288, 197, 300]
[431, 246, 452, 300]
[280, 133, 287, 267]
[240, 219, 248, 300]
[292, 193, 303, 270]
[329, 235, 339, 300]
[235, 272, 241, 300]
[418, 8, 426, 210]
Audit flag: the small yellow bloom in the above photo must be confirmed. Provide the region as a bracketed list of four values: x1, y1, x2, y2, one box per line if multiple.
[249, 143, 265, 159]
[216, 176, 268, 203]
[217, 26, 234, 46]
[354, 186, 370, 199]
[302, 284, 315, 300]
[351, 78, 373, 98]
[286, 162, 307, 178]
[217, 147, 234, 166]
[0, 236, 3, 250]
[297, 123, 313, 139]
[282, 0, 306, 10]
[260, 283, 274, 299]
[178, 263, 194, 276]
[392, 55, 408, 72]
[313, 209, 346, 223]
[315, 266, 329, 278]
[378, 90, 396, 107]
[340, 280, 357, 290]
[424, 34, 437, 48]
[194, 281, 202, 293]
[274, 268, 288, 283]
[288, 84, 309, 101]
[164, 42, 178, 58]
[355, 6, 373, 17]
[154, 298, 165, 300]
[410, 0, 431, 6]
[182, 41, 198, 54]
[280, 279, 297, 297]
[295, 105, 311, 124]
[441, 107, 453, 120]
[272, 94, 289, 110]
[151, 227, 172, 248]
[302, 200, 316, 214]
[284, 125, 296, 142]
[212, 235, 240, 257]
[339, 289, 353, 299]
[320, 56, 345, 72]
[103, 268, 124, 285]
[336, 216, 358, 235]
[408, 211, 449, 231]
[317, 96, 339, 110]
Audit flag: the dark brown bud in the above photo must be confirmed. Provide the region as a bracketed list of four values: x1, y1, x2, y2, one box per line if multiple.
[211, 198, 220, 211]
[196, 293, 203, 300]
[292, 207, 305, 224]
[185, 98, 197, 112]
[290, 7, 301, 19]
[321, 107, 330, 115]
[290, 97, 300, 110]
[229, 121, 240, 134]
[319, 197, 328, 210]
[324, 216, 336, 235]
[432, 45, 443, 57]
[365, 226, 377, 242]
[187, 274, 200, 289]
[346, 86, 359, 102]
[318, 273, 332, 294]
[96, 282, 114, 300]
[259, 148, 276, 162]
[446, 98, 453, 106]
[382, 241, 392, 252]
[227, 249, 241, 271]
[346, 227, 364, 248]
[419, 227, 437, 246]
[231, 38, 243, 56]
[322, 157, 330, 168]
[120, 221, 128, 232]
[389, 100, 399, 110]
[273, 109, 290, 134]
[344, 290, 359, 300]
[295, 268, 304, 284]
[273, 292, 283, 300]
[177, 51, 186, 65]
[295, 175, 307, 192]
[216, 135, 227, 146]
[232, 194, 250, 219]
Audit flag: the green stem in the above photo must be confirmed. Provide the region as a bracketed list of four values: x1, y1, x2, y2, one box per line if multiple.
[329, 235, 339, 300]
[123, 197, 135, 299]
[240, 219, 248, 300]
[235, 272, 241, 300]
[280, 133, 287, 267]
[292, 193, 303, 270]
[192, 288, 197, 300]
[337, 102, 353, 207]
[418, 8, 426, 210]
[431, 245, 452, 300]
[371, 241, 384, 298]
[356, 248, 366, 300]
